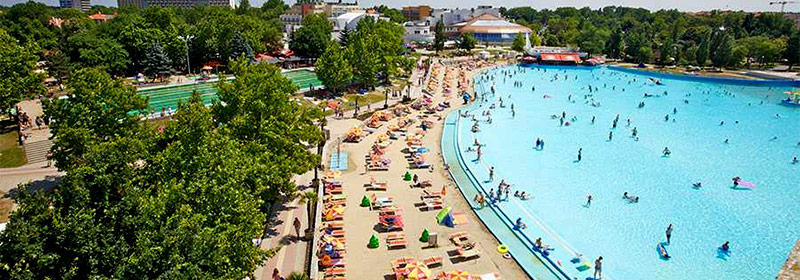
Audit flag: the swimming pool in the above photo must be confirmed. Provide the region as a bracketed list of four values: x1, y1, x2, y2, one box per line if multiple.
[138, 69, 322, 112]
[452, 65, 800, 279]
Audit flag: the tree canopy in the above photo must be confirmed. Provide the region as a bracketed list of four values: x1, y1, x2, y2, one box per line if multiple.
[0, 60, 322, 279]
[290, 13, 332, 58]
[344, 17, 405, 88]
[316, 43, 352, 94]
[0, 29, 45, 113]
[0, 3, 284, 78]
[459, 33, 477, 52]
[501, 6, 798, 67]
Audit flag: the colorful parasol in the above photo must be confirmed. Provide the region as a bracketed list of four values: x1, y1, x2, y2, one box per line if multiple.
[400, 262, 431, 280]
[445, 270, 470, 280]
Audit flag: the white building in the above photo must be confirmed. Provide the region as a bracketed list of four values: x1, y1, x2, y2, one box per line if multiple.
[431, 5, 500, 26]
[281, 1, 364, 36]
[403, 21, 434, 43]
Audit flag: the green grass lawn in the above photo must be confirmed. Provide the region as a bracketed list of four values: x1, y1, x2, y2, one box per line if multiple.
[0, 119, 26, 168]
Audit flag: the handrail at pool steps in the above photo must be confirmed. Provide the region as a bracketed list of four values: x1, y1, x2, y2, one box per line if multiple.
[444, 74, 572, 280]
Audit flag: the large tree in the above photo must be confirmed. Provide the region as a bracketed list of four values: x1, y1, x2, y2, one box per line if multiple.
[43, 68, 148, 170]
[143, 41, 172, 81]
[695, 30, 711, 66]
[290, 13, 332, 58]
[0, 60, 324, 278]
[0, 29, 45, 113]
[512, 33, 526, 52]
[213, 58, 324, 202]
[316, 44, 352, 94]
[433, 20, 445, 53]
[460, 33, 477, 52]
[786, 32, 800, 70]
[229, 32, 256, 62]
[711, 33, 733, 68]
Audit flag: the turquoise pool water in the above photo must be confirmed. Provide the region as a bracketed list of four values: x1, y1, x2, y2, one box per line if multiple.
[453, 65, 800, 279]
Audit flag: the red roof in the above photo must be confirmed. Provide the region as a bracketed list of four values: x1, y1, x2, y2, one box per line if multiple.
[540, 53, 581, 62]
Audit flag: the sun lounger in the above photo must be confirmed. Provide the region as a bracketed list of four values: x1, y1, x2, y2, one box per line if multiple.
[326, 229, 345, 237]
[324, 267, 347, 277]
[364, 179, 388, 191]
[449, 231, 469, 242]
[416, 180, 433, 188]
[324, 221, 345, 230]
[379, 206, 402, 216]
[379, 219, 404, 232]
[325, 186, 343, 194]
[325, 194, 347, 201]
[387, 237, 408, 249]
[329, 258, 346, 267]
[324, 277, 346, 280]
[456, 247, 481, 259]
[410, 162, 431, 169]
[367, 164, 390, 171]
[325, 200, 346, 208]
[386, 232, 406, 241]
[370, 194, 395, 210]
[423, 256, 443, 267]
[422, 190, 444, 198]
[391, 257, 416, 270]
[420, 199, 444, 211]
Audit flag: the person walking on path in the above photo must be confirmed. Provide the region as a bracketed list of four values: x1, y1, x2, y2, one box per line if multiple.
[272, 268, 282, 280]
[594, 256, 603, 279]
[666, 223, 673, 244]
[293, 217, 302, 239]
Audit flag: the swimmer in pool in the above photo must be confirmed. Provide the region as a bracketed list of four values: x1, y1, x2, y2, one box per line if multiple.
[693, 182, 702, 188]
[720, 241, 730, 252]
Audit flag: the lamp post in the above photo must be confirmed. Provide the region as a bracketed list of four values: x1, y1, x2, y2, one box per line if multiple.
[353, 95, 359, 118]
[384, 89, 389, 109]
[178, 35, 194, 75]
[313, 117, 327, 188]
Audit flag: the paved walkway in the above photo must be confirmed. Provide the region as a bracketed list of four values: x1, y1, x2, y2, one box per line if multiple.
[778, 239, 800, 280]
[1, 99, 60, 222]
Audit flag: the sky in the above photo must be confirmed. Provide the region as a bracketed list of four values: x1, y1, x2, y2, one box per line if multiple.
[1, 0, 795, 13]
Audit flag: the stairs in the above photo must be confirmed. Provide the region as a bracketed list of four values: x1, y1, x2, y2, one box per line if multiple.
[24, 139, 52, 164]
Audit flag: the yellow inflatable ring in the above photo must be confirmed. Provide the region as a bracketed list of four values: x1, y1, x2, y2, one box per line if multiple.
[497, 244, 509, 254]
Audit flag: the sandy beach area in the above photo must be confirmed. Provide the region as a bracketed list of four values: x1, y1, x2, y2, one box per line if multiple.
[315, 57, 528, 280]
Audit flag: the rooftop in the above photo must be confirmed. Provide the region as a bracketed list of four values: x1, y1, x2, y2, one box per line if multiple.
[457, 13, 532, 34]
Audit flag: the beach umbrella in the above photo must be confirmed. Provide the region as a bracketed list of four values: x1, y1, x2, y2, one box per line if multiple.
[328, 101, 339, 109]
[325, 205, 344, 220]
[401, 262, 431, 280]
[445, 270, 470, 280]
[435, 207, 452, 224]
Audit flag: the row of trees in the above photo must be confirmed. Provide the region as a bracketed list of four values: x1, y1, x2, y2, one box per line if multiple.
[310, 16, 411, 93]
[0, 59, 324, 278]
[500, 6, 800, 68]
[0, 1, 287, 79]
